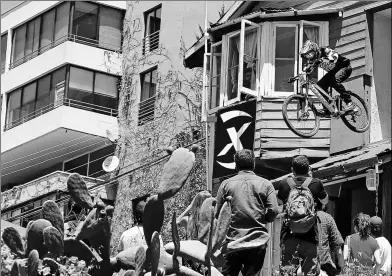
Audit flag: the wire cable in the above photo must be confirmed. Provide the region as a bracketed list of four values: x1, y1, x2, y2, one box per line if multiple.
[5, 138, 206, 222]
[1, 134, 91, 166]
[2, 140, 106, 177]
[2, 136, 102, 170]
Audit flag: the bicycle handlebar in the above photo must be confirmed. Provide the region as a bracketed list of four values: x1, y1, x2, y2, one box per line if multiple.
[288, 76, 299, 83]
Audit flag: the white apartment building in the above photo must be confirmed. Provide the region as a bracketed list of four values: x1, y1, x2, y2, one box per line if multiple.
[1, 1, 125, 227]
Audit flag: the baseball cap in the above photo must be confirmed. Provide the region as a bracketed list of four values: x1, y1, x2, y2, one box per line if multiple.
[370, 216, 383, 226]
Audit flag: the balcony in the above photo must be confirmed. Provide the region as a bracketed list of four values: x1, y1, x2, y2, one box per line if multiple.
[9, 34, 122, 70]
[1, 41, 122, 95]
[1, 103, 118, 187]
[4, 98, 118, 132]
[1, 171, 104, 211]
[142, 31, 160, 55]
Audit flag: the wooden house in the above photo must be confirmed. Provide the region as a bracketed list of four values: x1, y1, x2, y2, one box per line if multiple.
[185, 0, 390, 191]
[185, 1, 391, 274]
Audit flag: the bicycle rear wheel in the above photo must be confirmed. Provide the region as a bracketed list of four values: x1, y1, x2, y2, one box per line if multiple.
[341, 91, 370, 133]
[282, 94, 320, 138]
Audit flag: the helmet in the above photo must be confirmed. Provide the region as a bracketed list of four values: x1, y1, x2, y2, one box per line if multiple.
[300, 40, 320, 60]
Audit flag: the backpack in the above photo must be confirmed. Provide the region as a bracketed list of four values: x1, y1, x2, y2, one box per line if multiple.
[285, 177, 316, 234]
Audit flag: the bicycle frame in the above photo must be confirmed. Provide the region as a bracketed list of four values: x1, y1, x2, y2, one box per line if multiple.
[299, 73, 340, 116]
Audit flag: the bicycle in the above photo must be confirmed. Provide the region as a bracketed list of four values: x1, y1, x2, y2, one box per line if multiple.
[281, 68, 370, 138]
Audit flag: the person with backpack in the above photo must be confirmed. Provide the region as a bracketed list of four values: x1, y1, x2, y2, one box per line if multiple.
[274, 155, 328, 208]
[275, 155, 329, 275]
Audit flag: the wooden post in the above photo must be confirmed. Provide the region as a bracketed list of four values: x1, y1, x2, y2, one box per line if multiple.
[382, 168, 391, 241]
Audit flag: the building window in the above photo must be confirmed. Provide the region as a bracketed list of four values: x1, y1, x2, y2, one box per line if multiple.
[273, 22, 321, 94]
[143, 5, 161, 54]
[207, 20, 326, 109]
[9, 2, 124, 69]
[139, 67, 157, 125]
[1, 34, 7, 74]
[73, 2, 99, 42]
[64, 145, 115, 178]
[209, 42, 222, 109]
[20, 203, 34, 227]
[68, 66, 119, 111]
[5, 67, 66, 128]
[4, 65, 119, 130]
[11, 2, 70, 68]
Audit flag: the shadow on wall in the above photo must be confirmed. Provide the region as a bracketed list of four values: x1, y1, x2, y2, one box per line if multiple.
[373, 8, 391, 141]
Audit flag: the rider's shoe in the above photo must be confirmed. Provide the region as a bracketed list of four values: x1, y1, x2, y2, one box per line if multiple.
[342, 102, 359, 114]
[317, 108, 331, 118]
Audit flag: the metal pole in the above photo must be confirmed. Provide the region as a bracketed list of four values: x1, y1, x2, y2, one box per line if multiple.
[203, 1, 211, 192]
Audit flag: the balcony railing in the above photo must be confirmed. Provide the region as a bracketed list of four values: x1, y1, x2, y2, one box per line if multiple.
[138, 96, 156, 126]
[142, 31, 160, 55]
[1, 171, 104, 211]
[9, 34, 122, 70]
[4, 98, 118, 131]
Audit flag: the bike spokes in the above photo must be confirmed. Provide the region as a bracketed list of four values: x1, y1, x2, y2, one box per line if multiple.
[282, 95, 320, 138]
[340, 93, 370, 133]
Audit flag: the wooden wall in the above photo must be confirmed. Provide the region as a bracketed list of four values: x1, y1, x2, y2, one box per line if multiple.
[254, 97, 331, 162]
[312, 1, 390, 154]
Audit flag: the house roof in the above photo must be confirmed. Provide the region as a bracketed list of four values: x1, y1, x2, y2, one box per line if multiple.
[270, 139, 391, 185]
[184, 7, 342, 68]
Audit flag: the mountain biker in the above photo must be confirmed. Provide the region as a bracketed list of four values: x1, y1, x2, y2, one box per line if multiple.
[300, 40, 358, 114]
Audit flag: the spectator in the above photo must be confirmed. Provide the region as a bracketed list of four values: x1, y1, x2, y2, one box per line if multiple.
[176, 190, 212, 272]
[215, 149, 279, 276]
[317, 210, 345, 276]
[277, 155, 328, 275]
[370, 216, 391, 275]
[274, 155, 328, 209]
[177, 190, 212, 240]
[343, 213, 382, 275]
[117, 200, 147, 252]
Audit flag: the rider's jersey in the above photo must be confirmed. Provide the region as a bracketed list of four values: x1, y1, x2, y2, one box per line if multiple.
[307, 46, 351, 72]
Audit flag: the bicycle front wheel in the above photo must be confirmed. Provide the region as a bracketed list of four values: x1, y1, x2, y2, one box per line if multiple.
[282, 94, 320, 138]
[341, 91, 370, 133]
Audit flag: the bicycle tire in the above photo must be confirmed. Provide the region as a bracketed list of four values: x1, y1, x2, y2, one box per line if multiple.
[340, 91, 370, 133]
[282, 94, 320, 138]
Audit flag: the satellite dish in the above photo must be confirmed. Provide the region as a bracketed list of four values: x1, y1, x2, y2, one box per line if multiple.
[106, 129, 119, 143]
[102, 156, 119, 172]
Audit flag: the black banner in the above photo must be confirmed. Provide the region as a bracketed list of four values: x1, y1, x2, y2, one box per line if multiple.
[212, 99, 257, 180]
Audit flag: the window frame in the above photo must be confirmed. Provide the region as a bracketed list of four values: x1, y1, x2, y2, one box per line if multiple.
[9, 2, 124, 70]
[142, 4, 162, 55]
[62, 144, 115, 178]
[298, 20, 325, 95]
[208, 41, 223, 114]
[1, 33, 8, 73]
[143, 4, 162, 37]
[138, 66, 158, 126]
[272, 20, 327, 97]
[67, 65, 119, 108]
[272, 23, 299, 96]
[238, 19, 262, 99]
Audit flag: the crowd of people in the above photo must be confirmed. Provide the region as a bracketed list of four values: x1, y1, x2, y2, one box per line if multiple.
[116, 149, 391, 276]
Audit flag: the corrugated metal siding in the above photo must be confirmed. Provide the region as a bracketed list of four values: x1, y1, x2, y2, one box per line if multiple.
[254, 98, 331, 159]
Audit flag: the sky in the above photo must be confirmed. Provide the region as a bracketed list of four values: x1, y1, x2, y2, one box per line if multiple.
[1, 1, 24, 15]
